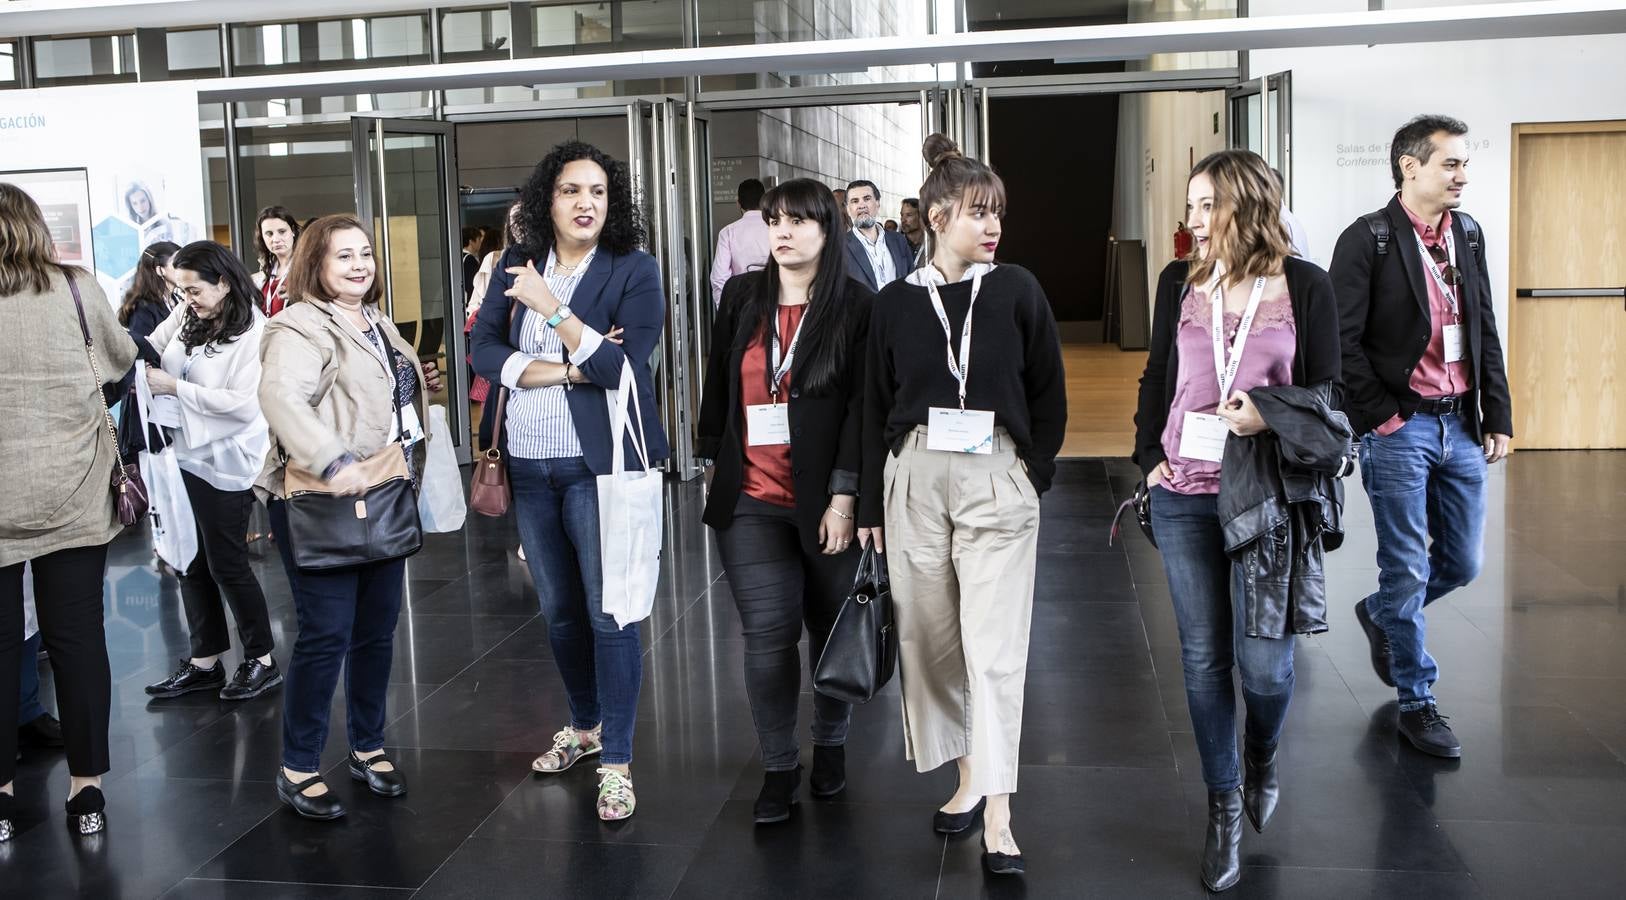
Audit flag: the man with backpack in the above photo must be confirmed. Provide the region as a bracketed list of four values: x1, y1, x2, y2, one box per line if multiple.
[1330, 114, 1513, 759]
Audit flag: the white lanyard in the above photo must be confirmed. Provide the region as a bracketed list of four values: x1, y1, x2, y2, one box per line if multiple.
[1415, 230, 1460, 320]
[180, 347, 202, 381]
[1209, 276, 1268, 400]
[925, 268, 983, 410]
[768, 305, 807, 400]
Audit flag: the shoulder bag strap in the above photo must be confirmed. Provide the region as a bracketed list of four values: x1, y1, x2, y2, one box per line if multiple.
[65, 271, 126, 467]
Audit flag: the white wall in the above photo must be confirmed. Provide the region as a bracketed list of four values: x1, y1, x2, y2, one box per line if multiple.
[1250, 19, 1626, 329]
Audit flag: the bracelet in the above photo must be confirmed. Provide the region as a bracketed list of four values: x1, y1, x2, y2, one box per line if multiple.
[826, 505, 853, 520]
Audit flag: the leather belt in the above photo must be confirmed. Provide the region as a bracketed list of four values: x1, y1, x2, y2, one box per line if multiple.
[1415, 394, 1466, 416]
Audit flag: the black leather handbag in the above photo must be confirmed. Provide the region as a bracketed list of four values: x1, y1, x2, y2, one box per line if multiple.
[813, 547, 898, 705]
[283, 445, 422, 570]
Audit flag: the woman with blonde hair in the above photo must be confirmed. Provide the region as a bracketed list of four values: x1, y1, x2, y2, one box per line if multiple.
[0, 182, 139, 839]
[1132, 149, 1341, 891]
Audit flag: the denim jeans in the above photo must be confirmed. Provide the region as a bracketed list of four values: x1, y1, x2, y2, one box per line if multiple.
[511, 456, 642, 766]
[269, 499, 406, 772]
[1358, 411, 1486, 710]
[18, 631, 46, 723]
[714, 495, 857, 771]
[1152, 486, 1295, 793]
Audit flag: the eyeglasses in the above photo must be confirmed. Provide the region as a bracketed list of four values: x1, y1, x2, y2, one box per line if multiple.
[1424, 243, 1462, 286]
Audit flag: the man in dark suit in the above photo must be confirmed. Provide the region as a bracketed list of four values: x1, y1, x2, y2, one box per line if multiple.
[1330, 114, 1513, 760]
[842, 180, 915, 291]
[460, 227, 483, 302]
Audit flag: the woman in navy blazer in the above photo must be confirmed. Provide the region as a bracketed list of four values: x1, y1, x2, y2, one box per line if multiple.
[469, 140, 668, 822]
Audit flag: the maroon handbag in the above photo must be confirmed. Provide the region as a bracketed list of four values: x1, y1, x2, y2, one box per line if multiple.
[66, 272, 148, 526]
[469, 301, 519, 517]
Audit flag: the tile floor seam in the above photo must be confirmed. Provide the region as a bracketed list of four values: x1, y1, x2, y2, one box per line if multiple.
[170, 875, 418, 891]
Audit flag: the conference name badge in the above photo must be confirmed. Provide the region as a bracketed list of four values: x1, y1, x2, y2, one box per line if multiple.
[1442, 323, 1465, 363]
[927, 407, 996, 454]
[1178, 411, 1229, 463]
[745, 403, 792, 446]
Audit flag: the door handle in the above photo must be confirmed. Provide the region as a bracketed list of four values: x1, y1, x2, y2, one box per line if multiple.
[1515, 287, 1624, 298]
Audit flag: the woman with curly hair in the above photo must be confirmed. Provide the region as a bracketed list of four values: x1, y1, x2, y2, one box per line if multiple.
[470, 141, 668, 821]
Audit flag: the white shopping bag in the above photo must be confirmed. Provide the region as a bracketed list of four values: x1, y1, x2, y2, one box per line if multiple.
[597, 360, 664, 629]
[134, 362, 198, 572]
[417, 404, 467, 533]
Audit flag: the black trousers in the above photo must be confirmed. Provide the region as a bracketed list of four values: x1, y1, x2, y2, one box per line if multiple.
[179, 471, 274, 660]
[714, 495, 860, 771]
[0, 543, 113, 784]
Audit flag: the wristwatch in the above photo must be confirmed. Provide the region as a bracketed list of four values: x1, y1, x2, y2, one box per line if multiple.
[545, 305, 574, 328]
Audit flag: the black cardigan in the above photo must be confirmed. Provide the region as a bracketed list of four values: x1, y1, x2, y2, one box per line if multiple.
[697, 273, 873, 555]
[1132, 256, 1343, 478]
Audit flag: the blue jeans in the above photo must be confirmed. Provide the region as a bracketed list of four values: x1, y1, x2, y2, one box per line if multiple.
[1358, 412, 1486, 710]
[18, 631, 46, 723]
[269, 499, 406, 772]
[511, 456, 641, 766]
[1152, 486, 1296, 792]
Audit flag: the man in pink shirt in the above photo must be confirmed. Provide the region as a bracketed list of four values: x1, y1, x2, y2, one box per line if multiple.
[1331, 115, 1513, 761]
[710, 178, 769, 307]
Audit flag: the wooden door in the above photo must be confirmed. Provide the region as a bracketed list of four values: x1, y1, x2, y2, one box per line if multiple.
[1510, 122, 1626, 449]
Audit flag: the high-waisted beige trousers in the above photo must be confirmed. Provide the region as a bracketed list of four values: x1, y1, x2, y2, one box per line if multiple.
[884, 426, 1040, 796]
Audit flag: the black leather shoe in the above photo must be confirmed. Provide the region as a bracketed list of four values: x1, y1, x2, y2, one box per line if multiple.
[277, 770, 346, 820]
[933, 796, 986, 834]
[1242, 743, 1279, 833]
[144, 659, 225, 699]
[1398, 702, 1462, 758]
[349, 751, 407, 798]
[810, 745, 846, 799]
[64, 786, 106, 836]
[18, 712, 65, 749]
[220, 658, 283, 701]
[1202, 788, 1243, 892]
[753, 766, 801, 824]
[982, 851, 1025, 875]
[0, 791, 15, 843]
[1354, 600, 1396, 688]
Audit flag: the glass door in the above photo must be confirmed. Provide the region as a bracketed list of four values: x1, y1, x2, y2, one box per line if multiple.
[1227, 71, 1293, 202]
[351, 117, 469, 463]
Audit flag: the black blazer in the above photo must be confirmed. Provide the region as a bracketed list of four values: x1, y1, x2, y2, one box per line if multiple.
[843, 229, 915, 291]
[1328, 195, 1512, 440]
[1133, 256, 1344, 478]
[697, 273, 873, 555]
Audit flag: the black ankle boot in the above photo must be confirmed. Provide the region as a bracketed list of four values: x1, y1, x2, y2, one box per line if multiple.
[1202, 788, 1243, 892]
[753, 766, 802, 825]
[810, 745, 846, 799]
[64, 786, 106, 836]
[1242, 743, 1279, 833]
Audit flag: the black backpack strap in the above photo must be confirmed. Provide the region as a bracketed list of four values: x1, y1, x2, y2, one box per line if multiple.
[1454, 210, 1482, 256]
[1361, 210, 1392, 256]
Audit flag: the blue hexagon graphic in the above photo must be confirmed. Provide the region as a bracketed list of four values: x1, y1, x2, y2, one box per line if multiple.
[93, 216, 140, 280]
[106, 563, 165, 636]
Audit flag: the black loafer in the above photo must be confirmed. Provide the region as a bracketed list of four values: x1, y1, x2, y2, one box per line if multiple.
[64, 786, 106, 836]
[933, 796, 986, 834]
[349, 751, 407, 798]
[220, 658, 283, 701]
[277, 770, 346, 820]
[810, 745, 846, 799]
[145, 659, 226, 699]
[983, 851, 1025, 876]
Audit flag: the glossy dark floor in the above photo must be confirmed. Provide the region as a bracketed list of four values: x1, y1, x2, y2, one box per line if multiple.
[5, 453, 1626, 899]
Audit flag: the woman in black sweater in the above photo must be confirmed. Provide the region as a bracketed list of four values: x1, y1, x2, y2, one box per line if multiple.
[698, 179, 872, 825]
[116, 241, 181, 457]
[859, 135, 1066, 877]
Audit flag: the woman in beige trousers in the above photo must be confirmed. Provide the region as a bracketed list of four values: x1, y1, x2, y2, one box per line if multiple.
[858, 135, 1067, 876]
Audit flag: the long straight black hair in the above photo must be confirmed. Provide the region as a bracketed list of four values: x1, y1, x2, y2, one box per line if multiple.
[738, 178, 854, 394]
[170, 241, 260, 354]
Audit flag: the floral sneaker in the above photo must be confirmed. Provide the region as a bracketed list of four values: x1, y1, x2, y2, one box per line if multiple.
[532, 725, 603, 773]
[596, 767, 635, 821]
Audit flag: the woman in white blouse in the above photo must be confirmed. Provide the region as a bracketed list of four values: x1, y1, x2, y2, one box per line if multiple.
[140, 242, 280, 703]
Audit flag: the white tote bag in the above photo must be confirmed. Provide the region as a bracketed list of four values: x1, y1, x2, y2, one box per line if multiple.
[416, 404, 467, 533]
[598, 360, 664, 629]
[134, 362, 198, 572]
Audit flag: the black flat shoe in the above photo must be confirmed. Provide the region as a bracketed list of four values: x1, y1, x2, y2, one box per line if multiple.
[933, 796, 986, 834]
[349, 751, 407, 798]
[18, 712, 65, 749]
[982, 851, 1025, 876]
[1354, 599, 1396, 688]
[1242, 743, 1279, 833]
[277, 770, 346, 820]
[145, 659, 225, 699]
[1398, 702, 1462, 759]
[64, 786, 106, 836]
[810, 745, 846, 799]
[220, 658, 283, 701]
[753, 766, 801, 824]
[1202, 788, 1243, 892]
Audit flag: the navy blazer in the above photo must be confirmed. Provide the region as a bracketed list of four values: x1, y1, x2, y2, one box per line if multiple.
[843, 228, 916, 291]
[470, 246, 670, 474]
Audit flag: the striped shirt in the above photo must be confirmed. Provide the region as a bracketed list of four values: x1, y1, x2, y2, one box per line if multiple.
[500, 247, 602, 460]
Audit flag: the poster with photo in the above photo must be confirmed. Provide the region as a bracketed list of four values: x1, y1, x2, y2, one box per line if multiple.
[3, 168, 95, 265]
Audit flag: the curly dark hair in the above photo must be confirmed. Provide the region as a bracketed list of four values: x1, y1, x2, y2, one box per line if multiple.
[170, 241, 260, 354]
[517, 140, 646, 261]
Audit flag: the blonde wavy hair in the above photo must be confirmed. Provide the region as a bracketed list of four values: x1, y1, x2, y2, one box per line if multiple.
[1184, 150, 1292, 289]
[0, 182, 84, 296]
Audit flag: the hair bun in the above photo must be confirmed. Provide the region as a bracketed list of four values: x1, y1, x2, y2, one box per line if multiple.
[922, 133, 963, 169]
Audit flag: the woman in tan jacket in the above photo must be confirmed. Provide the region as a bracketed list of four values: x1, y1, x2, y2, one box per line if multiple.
[0, 183, 138, 840]
[257, 215, 442, 821]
